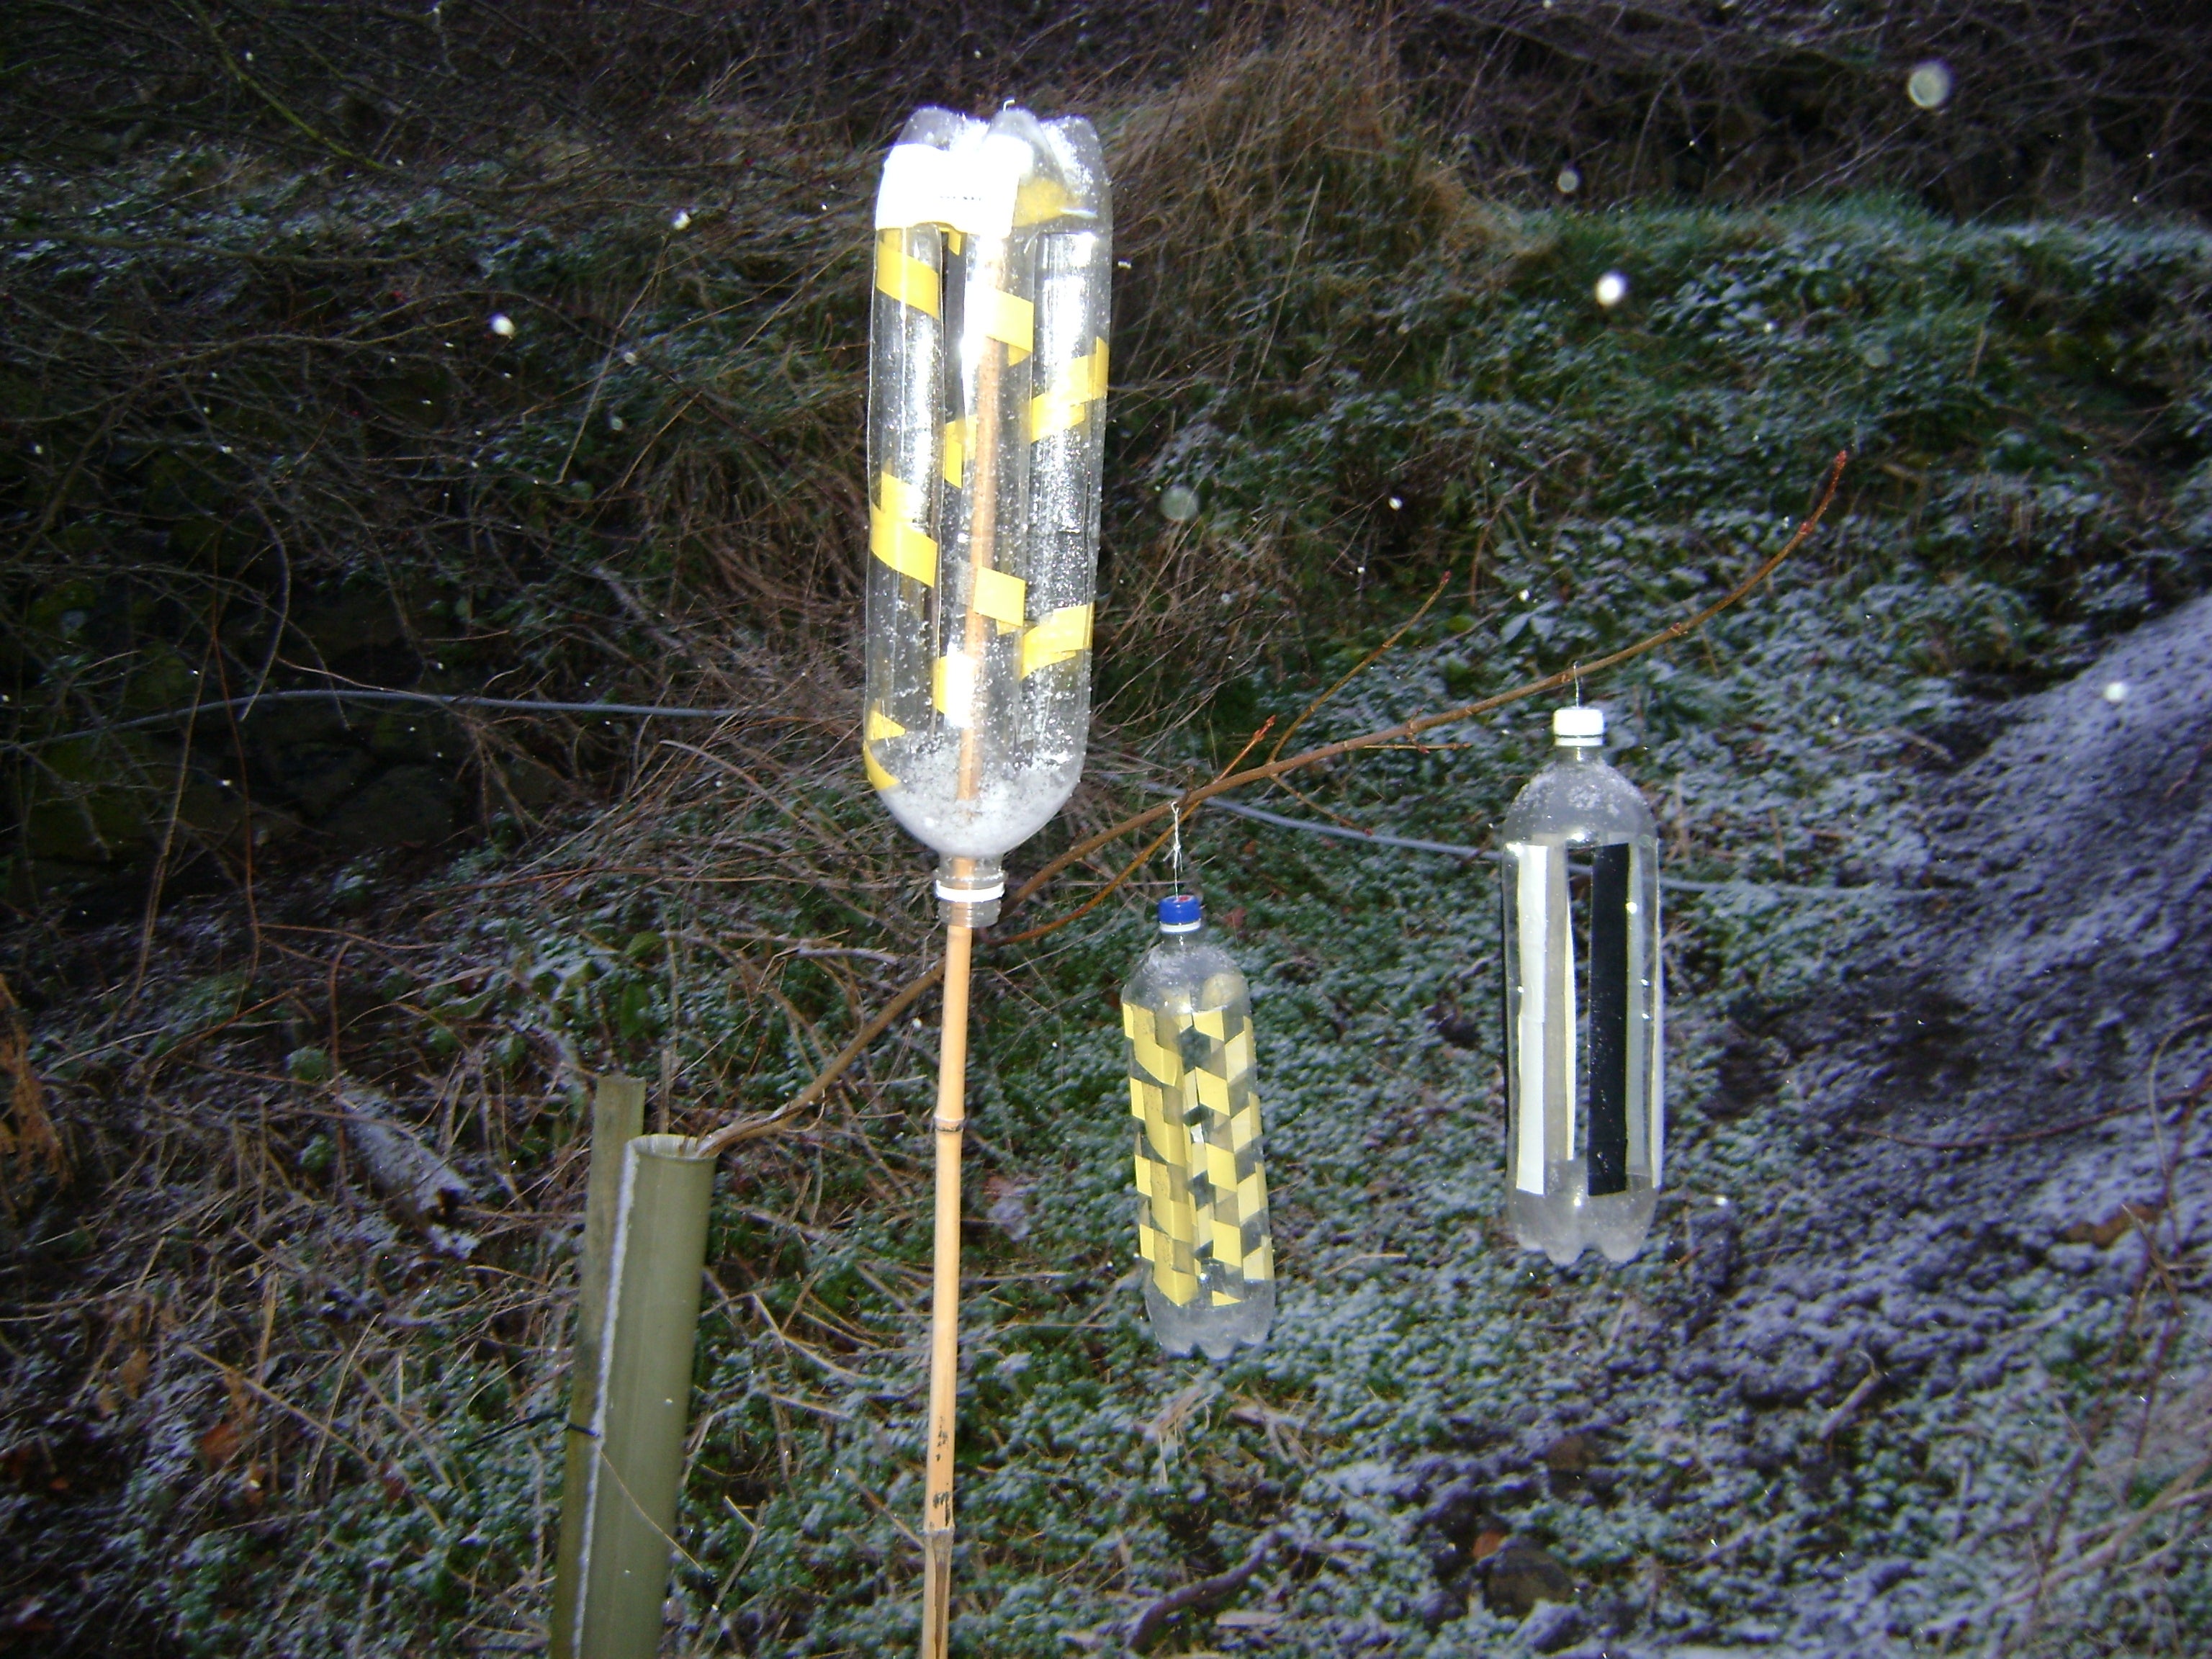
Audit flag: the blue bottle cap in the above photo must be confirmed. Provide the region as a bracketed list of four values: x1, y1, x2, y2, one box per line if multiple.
[1158, 894, 1202, 932]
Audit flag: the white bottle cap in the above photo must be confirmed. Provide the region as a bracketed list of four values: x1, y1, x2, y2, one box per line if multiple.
[1553, 706, 1605, 747]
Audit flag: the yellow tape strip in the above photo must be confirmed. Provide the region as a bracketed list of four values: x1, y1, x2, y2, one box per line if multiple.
[1028, 338, 1110, 442]
[874, 228, 940, 318]
[982, 289, 1033, 362]
[1236, 1168, 1268, 1226]
[878, 469, 927, 521]
[1222, 1028, 1254, 1080]
[870, 472, 936, 587]
[1228, 1097, 1262, 1153]
[971, 565, 1027, 629]
[1130, 1027, 1177, 1091]
[863, 746, 897, 791]
[941, 418, 965, 488]
[1020, 603, 1092, 678]
[866, 706, 906, 742]
[1013, 176, 1074, 227]
[868, 505, 937, 588]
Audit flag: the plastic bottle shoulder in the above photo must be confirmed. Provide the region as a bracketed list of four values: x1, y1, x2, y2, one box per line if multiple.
[1124, 931, 1246, 1013]
[1501, 752, 1657, 844]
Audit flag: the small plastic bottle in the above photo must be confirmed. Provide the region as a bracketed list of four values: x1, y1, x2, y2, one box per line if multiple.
[1121, 894, 1275, 1359]
[1499, 707, 1664, 1266]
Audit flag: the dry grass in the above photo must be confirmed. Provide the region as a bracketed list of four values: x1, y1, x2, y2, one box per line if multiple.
[4, 12, 2210, 1655]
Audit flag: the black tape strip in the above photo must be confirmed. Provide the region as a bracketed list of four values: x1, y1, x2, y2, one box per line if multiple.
[1588, 842, 1632, 1195]
[1498, 877, 1511, 1176]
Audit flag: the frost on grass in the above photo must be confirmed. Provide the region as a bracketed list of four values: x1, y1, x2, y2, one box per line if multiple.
[6, 160, 2211, 1659]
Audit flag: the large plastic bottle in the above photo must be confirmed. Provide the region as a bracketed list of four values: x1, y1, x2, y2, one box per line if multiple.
[1499, 706, 1664, 1266]
[1120, 894, 1275, 1359]
[860, 106, 1111, 920]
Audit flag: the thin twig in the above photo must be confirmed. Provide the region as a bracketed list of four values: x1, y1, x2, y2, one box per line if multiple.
[693, 449, 1848, 1149]
[1265, 568, 1451, 764]
[690, 964, 943, 1160]
[1123, 1527, 1280, 1651]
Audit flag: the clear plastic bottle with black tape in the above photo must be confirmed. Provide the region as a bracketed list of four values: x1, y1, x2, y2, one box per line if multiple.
[1120, 894, 1275, 1359]
[1499, 706, 1664, 1265]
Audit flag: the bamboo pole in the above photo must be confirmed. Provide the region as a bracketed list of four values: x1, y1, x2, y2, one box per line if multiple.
[919, 920, 974, 1655]
[920, 230, 1007, 1659]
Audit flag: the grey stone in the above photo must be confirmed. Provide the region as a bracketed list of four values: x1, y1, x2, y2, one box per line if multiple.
[1485, 1539, 1575, 1619]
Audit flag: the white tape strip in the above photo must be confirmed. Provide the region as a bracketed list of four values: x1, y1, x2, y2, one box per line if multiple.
[1650, 882, 1665, 1189]
[570, 1138, 643, 1655]
[874, 143, 946, 230]
[1514, 842, 1550, 1197]
[873, 135, 1030, 238]
[934, 651, 976, 728]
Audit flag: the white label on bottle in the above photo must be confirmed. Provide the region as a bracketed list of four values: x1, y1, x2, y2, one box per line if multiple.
[1514, 842, 1550, 1195]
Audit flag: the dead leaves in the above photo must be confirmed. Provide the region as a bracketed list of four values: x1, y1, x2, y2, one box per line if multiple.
[191, 1351, 269, 1511]
[115, 1346, 150, 1400]
[2062, 1200, 2162, 1249]
[0, 971, 66, 1208]
[197, 1415, 245, 1471]
[89, 1297, 157, 1421]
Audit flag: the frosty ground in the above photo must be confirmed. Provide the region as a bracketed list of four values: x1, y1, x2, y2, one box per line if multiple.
[6, 39, 2212, 1655]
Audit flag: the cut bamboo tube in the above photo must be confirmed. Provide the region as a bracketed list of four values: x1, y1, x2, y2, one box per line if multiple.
[552, 1074, 645, 1659]
[557, 1133, 716, 1659]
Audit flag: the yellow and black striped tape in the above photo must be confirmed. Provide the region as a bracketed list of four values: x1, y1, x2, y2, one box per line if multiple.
[1123, 996, 1272, 1309]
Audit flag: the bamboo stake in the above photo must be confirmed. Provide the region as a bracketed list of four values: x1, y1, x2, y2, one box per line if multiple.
[920, 225, 1007, 1659]
[919, 920, 974, 1655]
